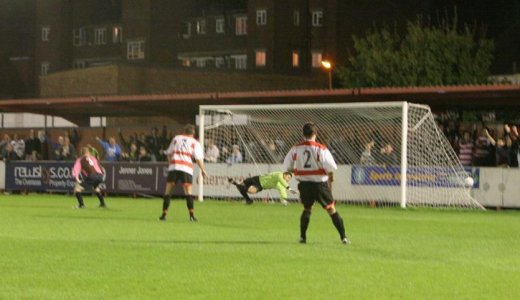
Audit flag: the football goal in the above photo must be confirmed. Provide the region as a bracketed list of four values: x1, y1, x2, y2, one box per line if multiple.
[197, 102, 484, 209]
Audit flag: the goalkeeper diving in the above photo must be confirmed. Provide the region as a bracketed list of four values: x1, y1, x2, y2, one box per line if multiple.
[228, 171, 298, 205]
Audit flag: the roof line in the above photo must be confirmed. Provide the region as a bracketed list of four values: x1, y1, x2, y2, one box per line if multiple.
[1, 84, 519, 105]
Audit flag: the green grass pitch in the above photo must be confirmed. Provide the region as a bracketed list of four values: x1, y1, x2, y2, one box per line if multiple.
[0, 194, 519, 299]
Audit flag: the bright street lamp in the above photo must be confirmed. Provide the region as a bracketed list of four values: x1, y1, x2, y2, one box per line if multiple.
[321, 60, 332, 90]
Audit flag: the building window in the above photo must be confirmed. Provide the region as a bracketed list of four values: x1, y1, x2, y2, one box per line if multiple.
[312, 10, 323, 27]
[292, 51, 299, 67]
[255, 50, 266, 67]
[112, 26, 122, 43]
[312, 51, 323, 68]
[41, 62, 50, 75]
[90, 117, 107, 127]
[232, 55, 247, 70]
[73, 60, 86, 69]
[127, 40, 145, 60]
[216, 17, 225, 33]
[182, 22, 191, 39]
[235, 16, 247, 35]
[41, 26, 50, 41]
[293, 11, 300, 26]
[94, 28, 107, 45]
[215, 57, 225, 68]
[73, 29, 81, 46]
[256, 9, 267, 25]
[197, 19, 206, 34]
[195, 59, 206, 68]
[73, 28, 86, 46]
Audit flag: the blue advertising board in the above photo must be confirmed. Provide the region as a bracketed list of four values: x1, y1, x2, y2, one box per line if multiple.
[351, 165, 480, 188]
[5, 161, 76, 191]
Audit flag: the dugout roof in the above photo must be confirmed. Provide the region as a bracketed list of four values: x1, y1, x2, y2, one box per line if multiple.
[0, 84, 519, 126]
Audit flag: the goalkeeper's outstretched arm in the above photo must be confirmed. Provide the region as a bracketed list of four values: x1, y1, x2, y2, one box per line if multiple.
[275, 182, 289, 205]
[288, 187, 299, 195]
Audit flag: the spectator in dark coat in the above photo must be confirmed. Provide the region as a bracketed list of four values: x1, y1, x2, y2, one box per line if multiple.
[138, 146, 152, 162]
[24, 129, 41, 160]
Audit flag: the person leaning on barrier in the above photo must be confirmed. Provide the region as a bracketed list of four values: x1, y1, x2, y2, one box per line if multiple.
[226, 144, 243, 164]
[204, 139, 220, 163]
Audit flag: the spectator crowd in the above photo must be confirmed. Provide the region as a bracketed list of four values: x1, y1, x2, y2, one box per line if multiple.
[441, 122, 520, 168]
[2, 116, 520, 168]
[0, 129, 79, 162]
[0, 127, 163, 163]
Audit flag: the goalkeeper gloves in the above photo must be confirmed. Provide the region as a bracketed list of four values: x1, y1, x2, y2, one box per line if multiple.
[288, 188, 299, 195]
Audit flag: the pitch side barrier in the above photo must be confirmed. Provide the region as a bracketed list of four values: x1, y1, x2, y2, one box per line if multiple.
[3, 161, 167, 195]
[1, 161, 520, 208]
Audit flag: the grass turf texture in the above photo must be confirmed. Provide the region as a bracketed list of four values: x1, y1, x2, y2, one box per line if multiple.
[0, 195, 519, 299]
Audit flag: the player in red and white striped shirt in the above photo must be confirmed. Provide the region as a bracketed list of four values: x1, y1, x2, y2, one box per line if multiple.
[160, 124, 207, 222]
[283, 122, 349, 245]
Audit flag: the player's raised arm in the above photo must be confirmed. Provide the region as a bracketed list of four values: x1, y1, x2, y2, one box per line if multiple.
[483, 128, 496, 146]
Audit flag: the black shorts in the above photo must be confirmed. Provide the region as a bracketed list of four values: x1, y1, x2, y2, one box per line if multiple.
[166, 170, 193, 185]
[298, 181, 335, 209]
[243, 176, 263, 192]
[81, 173, 104, 189]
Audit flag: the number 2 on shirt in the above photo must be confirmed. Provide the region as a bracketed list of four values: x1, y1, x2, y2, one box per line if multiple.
[303, 150, 312, 168]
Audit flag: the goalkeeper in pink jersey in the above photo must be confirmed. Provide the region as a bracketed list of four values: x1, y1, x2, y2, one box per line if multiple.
[228, 171, 297, 205]
[71, 147, 106, 208]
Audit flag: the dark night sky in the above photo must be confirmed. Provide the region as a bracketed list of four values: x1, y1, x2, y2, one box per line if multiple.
[430, 0, 520, 73]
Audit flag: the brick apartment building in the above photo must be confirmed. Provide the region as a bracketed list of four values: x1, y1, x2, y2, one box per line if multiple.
[33, 0, 354, 75]
[0, 0, 36, 98]
[1, 0, 460, 98]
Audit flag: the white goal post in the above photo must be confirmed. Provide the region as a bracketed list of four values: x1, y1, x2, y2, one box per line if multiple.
[197, 102, 484, 209]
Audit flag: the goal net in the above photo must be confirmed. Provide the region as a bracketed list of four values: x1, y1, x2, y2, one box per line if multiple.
[197, 102, 483, 209]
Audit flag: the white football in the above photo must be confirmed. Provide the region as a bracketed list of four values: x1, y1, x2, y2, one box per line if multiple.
[464, 177, 474, 187]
